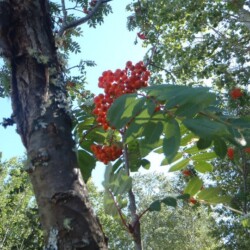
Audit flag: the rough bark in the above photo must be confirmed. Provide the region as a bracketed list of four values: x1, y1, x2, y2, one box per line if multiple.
[0, 0, 107, 249]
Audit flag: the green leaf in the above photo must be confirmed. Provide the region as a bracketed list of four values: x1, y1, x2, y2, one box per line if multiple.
[184, 177, 203, 196]
[241, 218, 250, 227]
[140, 159, 150, 169]
[102, 163, 114, 189]
[194, 161, 213, 173]
[161, 196, 177, 207]
[197, 187, 220, 200]
[77, 150, 96, 182]
[128, 140, 141, 172]
[107, 94, 146, 129]
[103, 190, 120, 218]
[185, 145, 200, 154]
[113, 170, 132, 195]
[176, 102, 202, 118]
[197, 138, 212, 149]
[197, 187, 231, 204]
[144, 122, 164, 144]
[191, 152, 217, 161]
[228, 117, 250, 129]
[181, 132, 197, 146]
[77, 117, 95, 134]
[163, 118, 181, 163]
[124, 121, 144, 143]
[169, 159, 189, 172]
[183, 117, 229, 138]
[144, 85, 215, 111]
[103, 165, 132, 196]
[139, 138, 163, 158]
[176, 194, 190, 200]
[149, 200, 161, 212]
[206, 195, 231, 204]
[146, 98, 157, 116]
[213, 137, 227, 158]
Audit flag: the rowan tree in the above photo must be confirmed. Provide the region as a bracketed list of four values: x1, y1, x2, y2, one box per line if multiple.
[0, 0, 250, 249]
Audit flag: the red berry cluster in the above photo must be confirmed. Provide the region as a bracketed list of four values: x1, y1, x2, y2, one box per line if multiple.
[93, 61, 150, 130]
[230, 88, 243, 99]
[91, 144, 123, 164]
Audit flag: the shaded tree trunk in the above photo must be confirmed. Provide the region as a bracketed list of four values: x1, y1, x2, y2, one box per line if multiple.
[0, 0, 107, 249]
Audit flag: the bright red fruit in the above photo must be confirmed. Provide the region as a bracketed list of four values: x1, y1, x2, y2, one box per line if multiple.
[227, 148, 234, 160]
[137, 32, 147, 40]
[230, 88, 243, 99]
[189, 197, 197, 205]
[182, 169, 192, 176]
[91, 144, 123, 164]
[93, 61, 150, 130]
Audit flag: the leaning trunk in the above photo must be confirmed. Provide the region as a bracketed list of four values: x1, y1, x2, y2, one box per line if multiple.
[0, 0, 107, 249]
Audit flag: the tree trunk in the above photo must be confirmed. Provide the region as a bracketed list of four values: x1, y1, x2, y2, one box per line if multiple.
[0, 0, 107, 249]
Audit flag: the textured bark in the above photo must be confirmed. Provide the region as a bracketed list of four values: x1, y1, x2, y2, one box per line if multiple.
[0, 0, 107, 249]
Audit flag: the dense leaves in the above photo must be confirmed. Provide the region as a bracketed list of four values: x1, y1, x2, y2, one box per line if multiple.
[0, 158, 43, 249]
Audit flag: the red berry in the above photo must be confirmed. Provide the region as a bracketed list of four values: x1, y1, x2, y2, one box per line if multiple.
[189, 197, 197, 204]
[230, 88, 243, 99]
[227, 148, 234, 160]
[182, 169, 192, 176]
[137, 32, 147, 40]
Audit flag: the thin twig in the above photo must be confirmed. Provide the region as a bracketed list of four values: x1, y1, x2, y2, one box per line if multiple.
[108, 189, 130, 230]
[138, 207, 149, 221]
[61, 0, 67, 25]
[58, 0, 112, 37]
[79, 124, 100, 144]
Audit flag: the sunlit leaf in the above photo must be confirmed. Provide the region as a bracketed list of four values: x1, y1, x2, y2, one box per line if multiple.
[183, 117, 229, 138]
[107, 94, 146, 129]
[169, 159, 190, 172]
[194, 161, 213, 173]
[191, 152, 217, 161]
[184, 177, 203, 196]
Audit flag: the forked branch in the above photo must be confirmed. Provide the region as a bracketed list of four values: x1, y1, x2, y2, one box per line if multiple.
[58, 0, 112, 36]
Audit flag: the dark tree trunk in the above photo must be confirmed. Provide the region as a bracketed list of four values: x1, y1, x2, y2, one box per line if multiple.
[0, 0, 107, 249]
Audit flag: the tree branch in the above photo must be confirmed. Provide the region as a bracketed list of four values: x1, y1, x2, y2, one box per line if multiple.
[238, 8, 250, 31]
[122, 134, 142, 250]
[58, 0, 112, 37]
[61, 0, 67, 25]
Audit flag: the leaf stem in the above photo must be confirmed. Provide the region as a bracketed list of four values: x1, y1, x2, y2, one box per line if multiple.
[108, 189, 130, 230]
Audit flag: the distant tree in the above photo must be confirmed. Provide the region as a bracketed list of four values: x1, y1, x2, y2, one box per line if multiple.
[0, 157, 43, 249]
